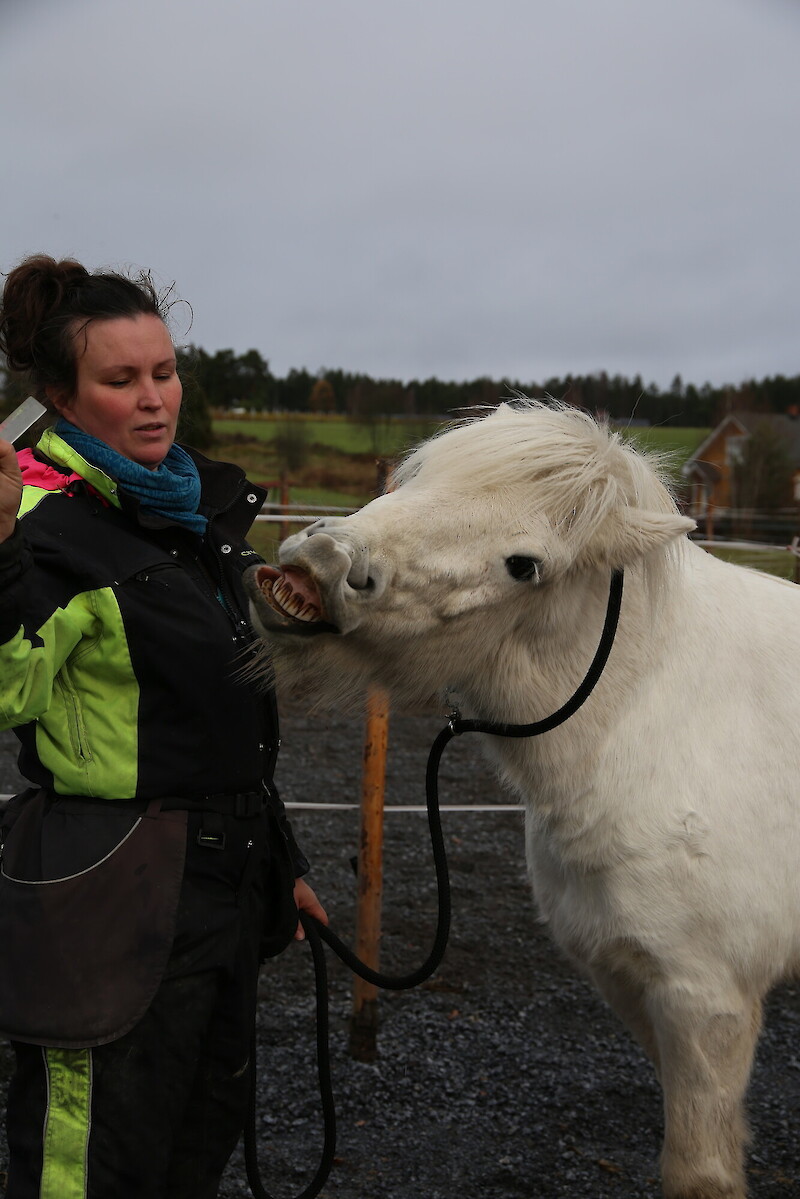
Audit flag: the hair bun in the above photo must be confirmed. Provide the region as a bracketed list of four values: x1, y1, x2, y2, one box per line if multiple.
[18, 254, 90, 305]
[0, 255, 90, 373]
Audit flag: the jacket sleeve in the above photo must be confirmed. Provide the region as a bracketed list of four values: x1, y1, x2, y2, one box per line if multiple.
[0, 525, 31, 641]
[0, 526, 95, 731]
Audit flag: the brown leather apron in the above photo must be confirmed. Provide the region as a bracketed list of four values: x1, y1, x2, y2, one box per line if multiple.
[0, 791, 187, 1048]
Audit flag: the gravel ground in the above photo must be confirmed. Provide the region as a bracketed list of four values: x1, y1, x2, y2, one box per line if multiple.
[1, 707, 799, 1198]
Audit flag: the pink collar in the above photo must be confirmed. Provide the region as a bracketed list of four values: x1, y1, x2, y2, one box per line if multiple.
[18, 447, 83, 491]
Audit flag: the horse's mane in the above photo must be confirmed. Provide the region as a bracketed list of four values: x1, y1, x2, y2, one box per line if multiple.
[391, 400, 682, 572]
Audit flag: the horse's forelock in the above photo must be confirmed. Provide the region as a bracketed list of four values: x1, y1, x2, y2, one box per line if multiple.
[392, 400, 678, 533]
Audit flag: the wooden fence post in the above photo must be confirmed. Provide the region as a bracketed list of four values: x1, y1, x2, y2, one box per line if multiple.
[705, 502, 714, 542]
[349, 460, 392, 1061]
[349, 687, 390, 1062]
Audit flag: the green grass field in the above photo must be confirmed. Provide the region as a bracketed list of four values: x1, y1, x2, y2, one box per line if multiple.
[618, 425, 707, 455]
[213, 415, 440, 458]
[702, 545, 797, 581]
[214, 414, 708, 466]
[617, 425, 709, 484]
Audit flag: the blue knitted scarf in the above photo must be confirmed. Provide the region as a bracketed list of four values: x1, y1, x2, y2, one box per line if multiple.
[55, 418, 208, 535]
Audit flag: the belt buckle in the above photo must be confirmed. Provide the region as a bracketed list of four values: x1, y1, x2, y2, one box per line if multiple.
[233, 791, 266, 818]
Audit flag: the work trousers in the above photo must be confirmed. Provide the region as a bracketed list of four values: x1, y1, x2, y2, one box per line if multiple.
[4, 805, 272, 1199]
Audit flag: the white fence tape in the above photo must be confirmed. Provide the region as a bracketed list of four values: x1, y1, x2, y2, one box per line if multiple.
[285, 802, 520, 813]
[0, 795, 517, 813]
[255, 515, 340, 524]
[262, 503, 356, 514]
[256, 501, 357, 525]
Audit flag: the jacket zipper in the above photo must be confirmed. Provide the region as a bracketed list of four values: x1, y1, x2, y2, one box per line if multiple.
[203, 532, 253, 646]
[55, 666, 92, 762]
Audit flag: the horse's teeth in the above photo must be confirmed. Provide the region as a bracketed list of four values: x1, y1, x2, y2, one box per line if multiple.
[271, 576, 321, 623]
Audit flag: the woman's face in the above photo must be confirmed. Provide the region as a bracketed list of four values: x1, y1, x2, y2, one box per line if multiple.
[52, 313, 183, 469]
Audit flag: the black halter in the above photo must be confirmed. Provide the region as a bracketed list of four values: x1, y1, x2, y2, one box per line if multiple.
[246, 569, 625, 1199]
[447, 567, 625, 739]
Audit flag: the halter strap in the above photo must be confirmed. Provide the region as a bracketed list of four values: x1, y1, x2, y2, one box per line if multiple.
[449, 568, 624, 738]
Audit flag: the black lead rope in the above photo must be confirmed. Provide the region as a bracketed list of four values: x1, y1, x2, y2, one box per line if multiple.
[245, 569, 624, 1199]
[245, 917, 334, 1199]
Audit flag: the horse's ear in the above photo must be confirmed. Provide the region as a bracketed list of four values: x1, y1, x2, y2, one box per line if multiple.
[597, 508, 696, 566]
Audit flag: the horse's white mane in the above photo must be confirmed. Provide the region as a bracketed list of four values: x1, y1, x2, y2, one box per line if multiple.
[391, 399, 683, 574]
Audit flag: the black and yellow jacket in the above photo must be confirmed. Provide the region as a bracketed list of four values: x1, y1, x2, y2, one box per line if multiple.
[0, 429, 282, 807]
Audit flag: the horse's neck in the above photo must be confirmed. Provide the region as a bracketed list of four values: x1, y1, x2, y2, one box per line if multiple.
[458, 561, 685, 791]
[464, 568, 656, 724]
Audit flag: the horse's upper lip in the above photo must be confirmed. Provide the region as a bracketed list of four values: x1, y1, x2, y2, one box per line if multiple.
[258, 565, 326, 625]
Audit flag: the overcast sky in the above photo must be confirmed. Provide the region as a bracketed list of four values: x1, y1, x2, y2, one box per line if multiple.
[1, 0, 798, 391]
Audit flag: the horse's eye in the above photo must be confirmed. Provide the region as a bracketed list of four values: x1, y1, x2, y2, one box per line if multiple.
[505, 556, 541, 582]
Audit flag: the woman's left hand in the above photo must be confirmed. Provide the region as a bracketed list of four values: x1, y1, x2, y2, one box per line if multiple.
[293, 878, 329, 941]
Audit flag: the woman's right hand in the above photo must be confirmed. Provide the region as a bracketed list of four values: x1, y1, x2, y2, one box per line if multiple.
[0, 439, 23, 542]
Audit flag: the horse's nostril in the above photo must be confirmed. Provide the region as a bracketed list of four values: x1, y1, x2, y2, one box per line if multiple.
[347, 572, 373, 591]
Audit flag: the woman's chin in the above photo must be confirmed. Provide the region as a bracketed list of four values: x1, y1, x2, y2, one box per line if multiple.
[128, 436, 173, 469]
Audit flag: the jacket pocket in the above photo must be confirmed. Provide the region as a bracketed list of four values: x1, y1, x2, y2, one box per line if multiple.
[54, 663, 92, 763]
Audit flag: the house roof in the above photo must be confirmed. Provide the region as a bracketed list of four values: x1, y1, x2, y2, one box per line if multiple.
[684, 411, 800, 474]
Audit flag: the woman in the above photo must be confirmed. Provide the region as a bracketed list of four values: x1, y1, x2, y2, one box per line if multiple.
[0, 254, 326, 1199]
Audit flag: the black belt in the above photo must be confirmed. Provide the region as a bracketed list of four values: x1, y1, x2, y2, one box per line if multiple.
[161, 791, 268, 819]
[167, 791, 269, 850]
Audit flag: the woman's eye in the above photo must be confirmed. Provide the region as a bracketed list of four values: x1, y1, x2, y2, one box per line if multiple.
[505, 556, 541, 582]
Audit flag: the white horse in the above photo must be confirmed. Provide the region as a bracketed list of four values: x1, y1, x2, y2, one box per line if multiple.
[246, 400, 800, 1199]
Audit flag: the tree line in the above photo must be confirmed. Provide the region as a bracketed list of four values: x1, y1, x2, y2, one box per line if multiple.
[171, 347, 800, 429]
[3, 344, 800, 444]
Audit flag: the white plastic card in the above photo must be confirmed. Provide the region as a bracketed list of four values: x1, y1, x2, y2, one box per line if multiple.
[0, 396, 47, 444]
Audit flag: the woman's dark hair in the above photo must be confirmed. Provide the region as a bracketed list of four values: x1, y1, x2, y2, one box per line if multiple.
[0, 254, 170, 401]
